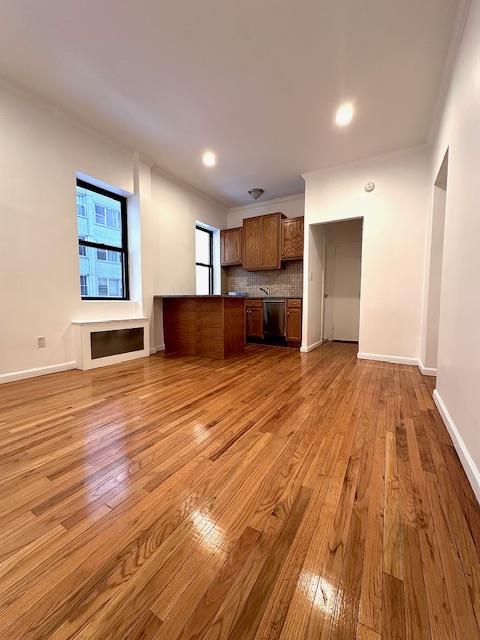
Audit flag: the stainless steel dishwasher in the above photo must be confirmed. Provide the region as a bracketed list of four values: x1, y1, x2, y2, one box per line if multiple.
[263, 299, 286, 345]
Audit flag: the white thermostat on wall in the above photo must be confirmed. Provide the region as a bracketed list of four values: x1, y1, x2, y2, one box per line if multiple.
[364, 181, 375, 192]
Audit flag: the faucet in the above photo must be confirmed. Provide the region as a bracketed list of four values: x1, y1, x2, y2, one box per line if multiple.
[259, 287, 270, 297]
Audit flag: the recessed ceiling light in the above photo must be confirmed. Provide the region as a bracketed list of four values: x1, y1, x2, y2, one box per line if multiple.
[335, 102, 354, 127]
[202, 150, 216, 167]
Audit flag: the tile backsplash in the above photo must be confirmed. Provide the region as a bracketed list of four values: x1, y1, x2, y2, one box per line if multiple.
[222, 260, 303, 297]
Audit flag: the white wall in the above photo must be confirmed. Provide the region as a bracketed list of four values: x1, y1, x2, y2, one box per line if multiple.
[428, 0, 480, 499]
[149, 169, 227, 349]
[227, 193, 304, 228]
[303, 146, 430, 361]
[0, 80, 227, 379]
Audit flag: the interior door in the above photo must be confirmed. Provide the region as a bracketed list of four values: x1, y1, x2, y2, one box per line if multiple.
[330, 241, 362, 341]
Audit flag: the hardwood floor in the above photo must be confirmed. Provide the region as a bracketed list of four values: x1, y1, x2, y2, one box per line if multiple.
[0, 342, 479, 639]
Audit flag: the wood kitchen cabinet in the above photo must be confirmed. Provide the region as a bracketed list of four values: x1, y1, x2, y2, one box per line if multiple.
[243, 212, 285, 270]
[281, 217, 304, 260]
[245, 299, 263, 338]
[286, 299, 302, 343]
[220, 227, 243, 266]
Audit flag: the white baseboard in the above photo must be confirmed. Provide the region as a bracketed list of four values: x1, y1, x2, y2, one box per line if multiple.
[0, 361, 77, 385]
[300, 339, 325, 353]
[433, 389, 480, 504]
[357, 352, 419, 366]
[418, 361, 437, 376]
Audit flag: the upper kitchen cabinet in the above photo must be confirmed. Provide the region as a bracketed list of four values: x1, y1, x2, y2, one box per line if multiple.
[281, 216, 304, 260]
[243, 212, 285, 271]
[220, 227, 243, 266]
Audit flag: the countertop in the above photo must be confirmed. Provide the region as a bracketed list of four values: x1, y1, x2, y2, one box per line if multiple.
[154, 295, 302, 299]
[154, 295, 242, 299]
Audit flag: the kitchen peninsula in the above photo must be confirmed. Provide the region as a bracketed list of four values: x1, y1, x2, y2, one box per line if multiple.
[156, 295, 245, 359]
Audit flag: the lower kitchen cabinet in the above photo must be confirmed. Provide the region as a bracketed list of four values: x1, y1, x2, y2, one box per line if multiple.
[286, 299, 302, 343]
[245, 299, 263, 338]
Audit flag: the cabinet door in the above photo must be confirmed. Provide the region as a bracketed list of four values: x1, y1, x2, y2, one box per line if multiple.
[286, 307, 302, 342]
[221, 228, 242, 266]
[281, 217, 304, 260]
[246, 307, 263, 337]
[261, 214, 281, 269]
[243, 217, 262, 270]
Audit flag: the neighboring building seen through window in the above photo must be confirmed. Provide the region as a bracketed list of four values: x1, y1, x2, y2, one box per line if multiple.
[195, 225, 213, 294]
[76, 180, 129, 299]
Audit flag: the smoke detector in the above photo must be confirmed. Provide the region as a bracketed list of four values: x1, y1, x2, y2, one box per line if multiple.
[248, 188, 264, 200]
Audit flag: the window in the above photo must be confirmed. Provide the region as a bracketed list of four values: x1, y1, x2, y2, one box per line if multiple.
[80, 275, 88, 297]
[95, 205, 119, 228]
[98, 277, 121, 297]
[77, 193, 86, 217]
[76, 179, 129, 300]
[98, 277, 108, 296]
[96, 249, 120, 262]
[195, 225, 213, 294]
[109, 279, 120, 296]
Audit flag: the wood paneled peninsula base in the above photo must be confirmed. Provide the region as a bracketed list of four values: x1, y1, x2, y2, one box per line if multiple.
[158, 295, 245, 359]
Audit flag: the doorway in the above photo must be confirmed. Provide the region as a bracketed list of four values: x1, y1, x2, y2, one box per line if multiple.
[323, 219, 363, 343]
[421, 150, 448, 373]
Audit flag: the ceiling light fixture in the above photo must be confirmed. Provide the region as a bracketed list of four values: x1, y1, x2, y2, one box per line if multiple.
[248, 188, 264, 200]
[335, 102, 354, 127]
[202, 150, 216, 167]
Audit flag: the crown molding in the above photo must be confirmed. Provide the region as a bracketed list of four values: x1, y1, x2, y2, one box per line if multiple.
[301, 142, 429, 180]
[228, 192, 305, 213]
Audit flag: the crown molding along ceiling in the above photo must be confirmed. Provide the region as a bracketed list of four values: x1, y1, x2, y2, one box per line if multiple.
[0, 0, 465, 205]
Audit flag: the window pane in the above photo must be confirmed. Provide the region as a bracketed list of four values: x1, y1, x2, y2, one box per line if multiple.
[109, 279, 120, 296]
[196, 265, 211, 294]
[80, 275, 88, 297]
[80, 248, 125, 298]
[95, 205, 106, 225]
[97, 249, 107, 261]
[106, 208, 119, 228]
[195, 227, 211, 265]
[76, 184, 123, 248]
[98, 278, 108, 296]
[107, 250, 120, 262]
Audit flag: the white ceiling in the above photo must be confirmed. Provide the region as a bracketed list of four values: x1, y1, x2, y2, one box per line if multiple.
[0, 0, 461, 205]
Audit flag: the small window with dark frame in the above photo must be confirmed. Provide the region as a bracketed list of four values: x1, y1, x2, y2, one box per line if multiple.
[195, 225, 213, 294]
[76, 179, 129, 300]
[80, 275, 88, 297]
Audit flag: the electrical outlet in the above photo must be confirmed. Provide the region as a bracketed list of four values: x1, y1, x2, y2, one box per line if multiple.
[37, 336, 46, 348]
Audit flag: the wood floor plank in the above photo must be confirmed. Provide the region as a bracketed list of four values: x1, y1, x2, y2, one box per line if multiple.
[402, 523, 431, 640]
[382, 572, 406, 640]
[357, 622, 381, 640]
[384, 429, 403, 580]
[0, 343, 477, 639]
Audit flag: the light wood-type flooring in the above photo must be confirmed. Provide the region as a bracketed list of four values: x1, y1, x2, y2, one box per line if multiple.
[0, 342, 479, 639]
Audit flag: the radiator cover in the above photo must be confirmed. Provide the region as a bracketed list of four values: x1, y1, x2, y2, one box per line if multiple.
[90, 327, 144, 360]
